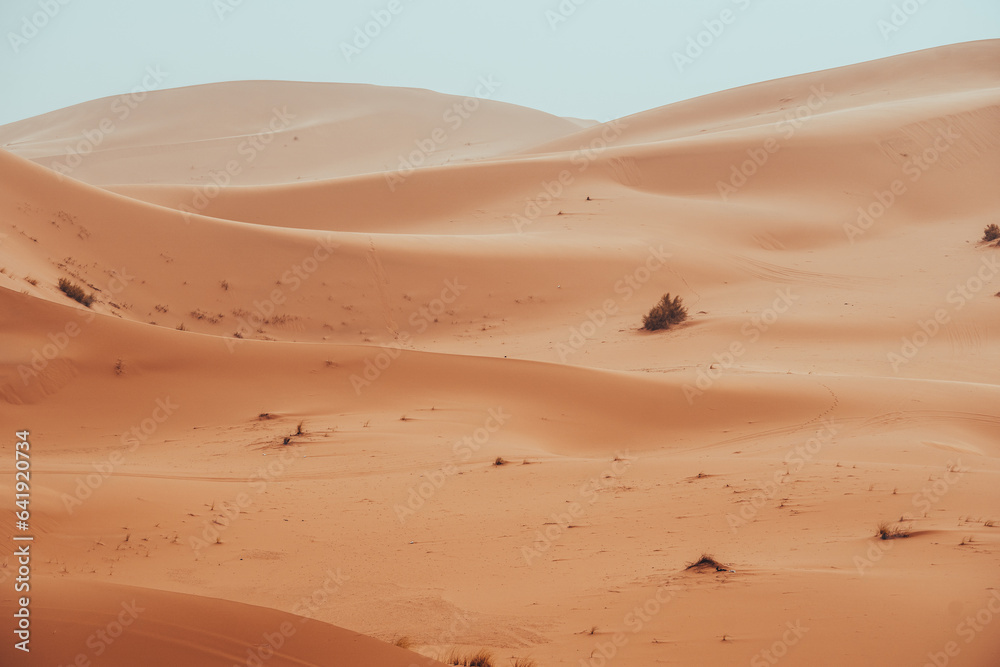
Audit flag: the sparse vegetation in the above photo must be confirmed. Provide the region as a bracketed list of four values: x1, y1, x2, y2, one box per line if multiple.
[24, 276, 38, 286]
[114, 359, 125, 376]
[176, 322, 186, 331]
[392, 636, 413, 649]
[511, 659, 537, 667]
[296, 421, 304, 436]
[642, 293, 687, 331]
[493, 457, 507, 466]
[876, 521, 910, 540]
[447, 648, 494, 667]
[686, 553, 729, 572]
[220, 279, 230, 291]
[984, 223, 1000, 243]
[57, 278, 95, 307]
[190, 309, 223, 324]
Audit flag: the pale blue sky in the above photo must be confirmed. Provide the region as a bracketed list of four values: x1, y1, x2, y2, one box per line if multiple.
[1, 0, 998, 125]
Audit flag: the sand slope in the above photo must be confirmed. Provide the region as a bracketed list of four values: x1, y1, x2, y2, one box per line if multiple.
[0, 80, 588, 185]
[1, 41, 999, 666]
[0, 578, 446, 666]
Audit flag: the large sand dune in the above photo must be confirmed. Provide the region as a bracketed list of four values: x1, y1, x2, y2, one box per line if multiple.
[1, 41, 999, 666]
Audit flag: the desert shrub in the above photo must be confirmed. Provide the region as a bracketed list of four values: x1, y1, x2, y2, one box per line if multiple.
[876, 521, 910, 540]
[686, 553, 729, 571]
[984, 223, 1000, 243]
[57, 278, 94, 307]
[447, 649, 494, 667]
[642, 293, 687, 331]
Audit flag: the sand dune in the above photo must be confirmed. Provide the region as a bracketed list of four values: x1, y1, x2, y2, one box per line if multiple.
[0, 578, 445, 666]
[0, 80, 588, 186]
[1, 41, 999, 666]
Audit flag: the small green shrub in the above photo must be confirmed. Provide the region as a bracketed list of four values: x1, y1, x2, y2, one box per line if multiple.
[57, 278, 95, 307]
[642, 293, 687, 331]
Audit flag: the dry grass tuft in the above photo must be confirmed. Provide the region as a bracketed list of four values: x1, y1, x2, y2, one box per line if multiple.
[447, 648, 495, 667]
[58, 278, 95, 307]
[642, 293, 687, 331]
[876, 521, 910, 540]
[983, 223, 1000, 243]
[686, 553, 729, 572]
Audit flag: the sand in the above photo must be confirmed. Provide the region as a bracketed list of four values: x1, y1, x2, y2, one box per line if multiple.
[1, 40, 999, 666]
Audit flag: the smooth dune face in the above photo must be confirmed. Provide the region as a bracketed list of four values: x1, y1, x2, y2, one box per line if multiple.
[1, 41, 1000, 667]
